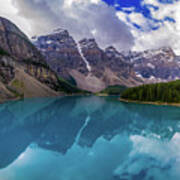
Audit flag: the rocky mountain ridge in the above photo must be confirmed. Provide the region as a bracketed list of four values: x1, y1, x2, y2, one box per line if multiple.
[122, 47, 180, 82]
[34, 32, 142, 92]
[34, 27, 180, 92]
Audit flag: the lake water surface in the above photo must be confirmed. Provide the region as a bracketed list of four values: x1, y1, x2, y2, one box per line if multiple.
[0, 96, 180, 180]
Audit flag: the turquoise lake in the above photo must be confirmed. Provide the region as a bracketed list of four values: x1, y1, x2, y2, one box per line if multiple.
[0, 96, 180, 180]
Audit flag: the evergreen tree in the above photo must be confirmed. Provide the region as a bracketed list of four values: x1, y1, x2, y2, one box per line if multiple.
[121, 80, 180, 103]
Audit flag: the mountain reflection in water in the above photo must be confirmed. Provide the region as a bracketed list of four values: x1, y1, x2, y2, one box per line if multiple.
[0, 96, 180, 180]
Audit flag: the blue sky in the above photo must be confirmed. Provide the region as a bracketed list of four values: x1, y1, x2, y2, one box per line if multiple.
[103, 0, 176, 31]
[99, 0, 180, 54]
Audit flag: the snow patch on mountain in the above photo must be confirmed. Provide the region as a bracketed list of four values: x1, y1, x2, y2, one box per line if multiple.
[77, 42, 91, 71]
[147, 63, 155, 69]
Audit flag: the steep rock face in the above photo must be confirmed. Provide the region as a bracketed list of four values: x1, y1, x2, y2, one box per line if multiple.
[0, 56, 15, 84]
[0, 17, 43, 64]
[0, 55, 59, 101]
[79, 38, 107, 78]
[0, 17, 63, 100]
[33, 29, 88, 82]
[78, 39, 142, 88]
[105, 46, 138, 80]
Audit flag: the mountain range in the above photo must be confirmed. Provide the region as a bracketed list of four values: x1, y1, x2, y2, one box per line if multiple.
[0, 16, 180, 101]
[33, 27, 180, 92]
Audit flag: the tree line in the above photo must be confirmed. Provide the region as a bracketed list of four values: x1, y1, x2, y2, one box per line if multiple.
[121, 80, 180, 103]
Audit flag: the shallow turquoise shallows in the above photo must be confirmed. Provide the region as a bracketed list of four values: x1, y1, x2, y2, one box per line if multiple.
[0, 96, 180, 180]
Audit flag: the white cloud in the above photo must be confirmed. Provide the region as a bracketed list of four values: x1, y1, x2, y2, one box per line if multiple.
[116, 11, 128, 24]
[0, 0, 17, 14]
[131, 21, 180, 53]
[0, 0, 134, 51]
[0, 0, 32, 34]
[116, 0, 180, 55]
[141, 0, 159, 7]
[137, 0, 180, 55]
[129, 12, 147, 27]
[1, 0, 180, 54]
[121, 7, 135, 11]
